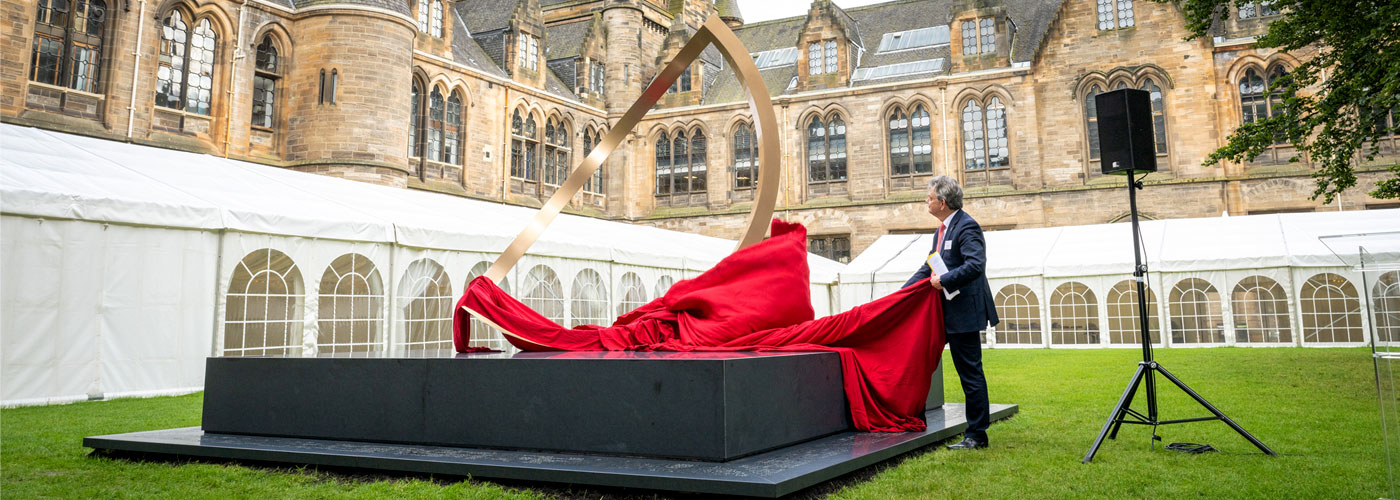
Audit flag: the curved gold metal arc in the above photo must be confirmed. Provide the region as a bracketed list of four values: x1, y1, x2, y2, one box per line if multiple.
[483, 15, 780, 283]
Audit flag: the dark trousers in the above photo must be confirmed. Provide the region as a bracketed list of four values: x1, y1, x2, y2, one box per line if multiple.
[948, 331, 990, 442]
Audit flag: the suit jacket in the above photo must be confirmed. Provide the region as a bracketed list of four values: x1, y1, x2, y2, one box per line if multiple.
[902, 210, 999, 334]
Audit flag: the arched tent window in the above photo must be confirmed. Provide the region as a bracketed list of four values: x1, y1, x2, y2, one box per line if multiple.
[156, 11, 217, 115]
[1374, 271, 1400, 343]
[444, 90, 463, 165]
[1300, 273, 1364, 343]
[251, 34, 280, 129]
[994, 284, 1041, 345]
[570, 269, 609, 327]
[317, 253, 384, 353]
[583, 128, 604, 193]
[655, 275, 675, 297]
[807, 115, 848, 184]
[465, 262, 513, 352]
[733, 123, 756, 190]
[888, 105, 932, 177]
[427, 87, 444, 162]
[398, 258, 452, 350]
[1231, 276, 1291, 343]
[224, 249, 303, 356]
[1050, 282, 1098, 345]
[1168, 278, 1225, 344]
[30, 0, 106, 93]
[523, 264, 564, 324]
[962, 96, 1010, 187]
[1106, 280, 1159, 345]
[1083, 84, 1104, 173]
[617, 272, 649, 317]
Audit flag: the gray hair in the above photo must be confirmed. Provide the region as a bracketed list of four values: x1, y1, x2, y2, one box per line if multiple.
[927, 175, 963, 210]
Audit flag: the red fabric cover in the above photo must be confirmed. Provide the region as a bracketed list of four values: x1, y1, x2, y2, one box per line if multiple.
[452, 220, 945, 432]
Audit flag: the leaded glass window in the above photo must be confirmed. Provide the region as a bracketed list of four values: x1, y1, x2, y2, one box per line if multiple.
[430, 0, 443, 37]
[733, 123, 756, 190]
[427, 88, 444, 162]
[961, 20, 977, 55]
[980, 18, 995, 54]
[824, 40, 837, 74]
[445, 90, 462, 165]
[809, 42, 822, 75]
[251, 35, 279, 129]
[30, 0, 106, 93]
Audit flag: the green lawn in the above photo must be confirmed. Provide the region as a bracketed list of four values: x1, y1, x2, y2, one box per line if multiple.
[2, 348, 1386, 499]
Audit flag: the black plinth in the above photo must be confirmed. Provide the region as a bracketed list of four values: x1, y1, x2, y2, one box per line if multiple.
[203, 350, 872, 461]
[86, 403, 1016, 497]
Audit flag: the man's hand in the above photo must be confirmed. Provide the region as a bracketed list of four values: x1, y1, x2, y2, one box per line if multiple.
[929, 274, 943, 290]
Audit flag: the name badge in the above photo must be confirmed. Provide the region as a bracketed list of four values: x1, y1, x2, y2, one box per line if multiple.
[943, 240, 953, 251]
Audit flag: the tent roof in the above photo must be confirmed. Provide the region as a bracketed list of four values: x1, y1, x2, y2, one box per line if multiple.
[843, 209, 1400, 283]
[0, 124, 841, 282]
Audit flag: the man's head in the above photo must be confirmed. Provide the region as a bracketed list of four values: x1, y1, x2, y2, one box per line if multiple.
[925, 175, 963, 220]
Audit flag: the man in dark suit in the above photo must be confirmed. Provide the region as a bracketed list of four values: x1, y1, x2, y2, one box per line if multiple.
[903, 175, 999, 450]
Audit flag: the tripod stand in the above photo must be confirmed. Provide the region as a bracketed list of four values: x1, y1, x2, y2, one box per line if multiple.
[1081, 171, 1278, 463]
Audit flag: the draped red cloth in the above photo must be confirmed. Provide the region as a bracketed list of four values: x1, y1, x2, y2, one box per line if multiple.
[452, 220, 945, 432]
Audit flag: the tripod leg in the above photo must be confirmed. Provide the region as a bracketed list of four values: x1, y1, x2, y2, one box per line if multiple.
[1108, 366, 1146, 440]
[1083, 363, 1150, 463]
[1154, 365, 1278, 456]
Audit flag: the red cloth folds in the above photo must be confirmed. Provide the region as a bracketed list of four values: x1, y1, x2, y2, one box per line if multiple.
[452, 220, 945, 432]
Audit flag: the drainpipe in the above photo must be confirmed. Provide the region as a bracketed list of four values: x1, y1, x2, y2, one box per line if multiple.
[940, 84, 949, 175]
[125, 0, 148, 139]
[224, 0, 248, 156]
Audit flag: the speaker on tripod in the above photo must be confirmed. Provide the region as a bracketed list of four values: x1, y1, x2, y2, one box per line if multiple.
[1081, 88, 1276, 463]
[1096, 88, 1157, 175]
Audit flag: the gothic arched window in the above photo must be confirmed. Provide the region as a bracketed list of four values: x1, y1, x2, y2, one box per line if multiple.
[583, 128, 604, 193]
[251, 35, 280, 129]
[427, 87, 444, 162]
[889, 105, 932, 177]
[156, 11, 219, 115]
[31, 0, 106, 93]
[444, 90, 463, 165]
[962, 96, 1011, 187]
[732, 123, 756, 190]
[409, 82, 421, 160]
[1083, 84, 1104, 173]
[807, 116, 847, 184]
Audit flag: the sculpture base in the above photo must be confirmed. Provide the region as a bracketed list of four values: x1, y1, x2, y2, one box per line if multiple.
[86, 403, 1017, 497]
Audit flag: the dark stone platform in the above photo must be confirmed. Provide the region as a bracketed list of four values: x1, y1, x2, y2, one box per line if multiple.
[85, 403, 1017, 497]
[203, 350, 870, 461]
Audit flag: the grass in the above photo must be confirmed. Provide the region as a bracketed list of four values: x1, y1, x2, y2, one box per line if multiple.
[1, 348, 1386, 499]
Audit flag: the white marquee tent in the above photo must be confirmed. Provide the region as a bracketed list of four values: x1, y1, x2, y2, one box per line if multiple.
[840, 208, 1400, 349]
[0, 124, 843, 407]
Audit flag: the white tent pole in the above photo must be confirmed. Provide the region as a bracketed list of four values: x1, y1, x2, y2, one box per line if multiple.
[208, 229, 227, 357]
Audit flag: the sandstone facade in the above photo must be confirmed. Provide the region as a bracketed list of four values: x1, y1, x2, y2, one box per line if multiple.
[4, 0, 1394, 263]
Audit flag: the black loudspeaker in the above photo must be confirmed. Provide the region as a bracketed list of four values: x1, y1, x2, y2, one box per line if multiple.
[1095, 88, 1157, 175]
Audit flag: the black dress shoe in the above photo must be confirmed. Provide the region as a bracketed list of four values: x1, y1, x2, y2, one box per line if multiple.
[946, 437, 988, 450]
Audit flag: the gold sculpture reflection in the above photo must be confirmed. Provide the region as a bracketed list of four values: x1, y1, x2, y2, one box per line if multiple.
[482, 15, 781, 283]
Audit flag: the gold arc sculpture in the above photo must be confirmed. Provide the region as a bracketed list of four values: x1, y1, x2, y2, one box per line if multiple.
[481, 15, 781, 284]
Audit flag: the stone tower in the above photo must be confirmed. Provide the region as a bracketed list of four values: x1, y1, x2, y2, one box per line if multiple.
[284, 0, 416, 187]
